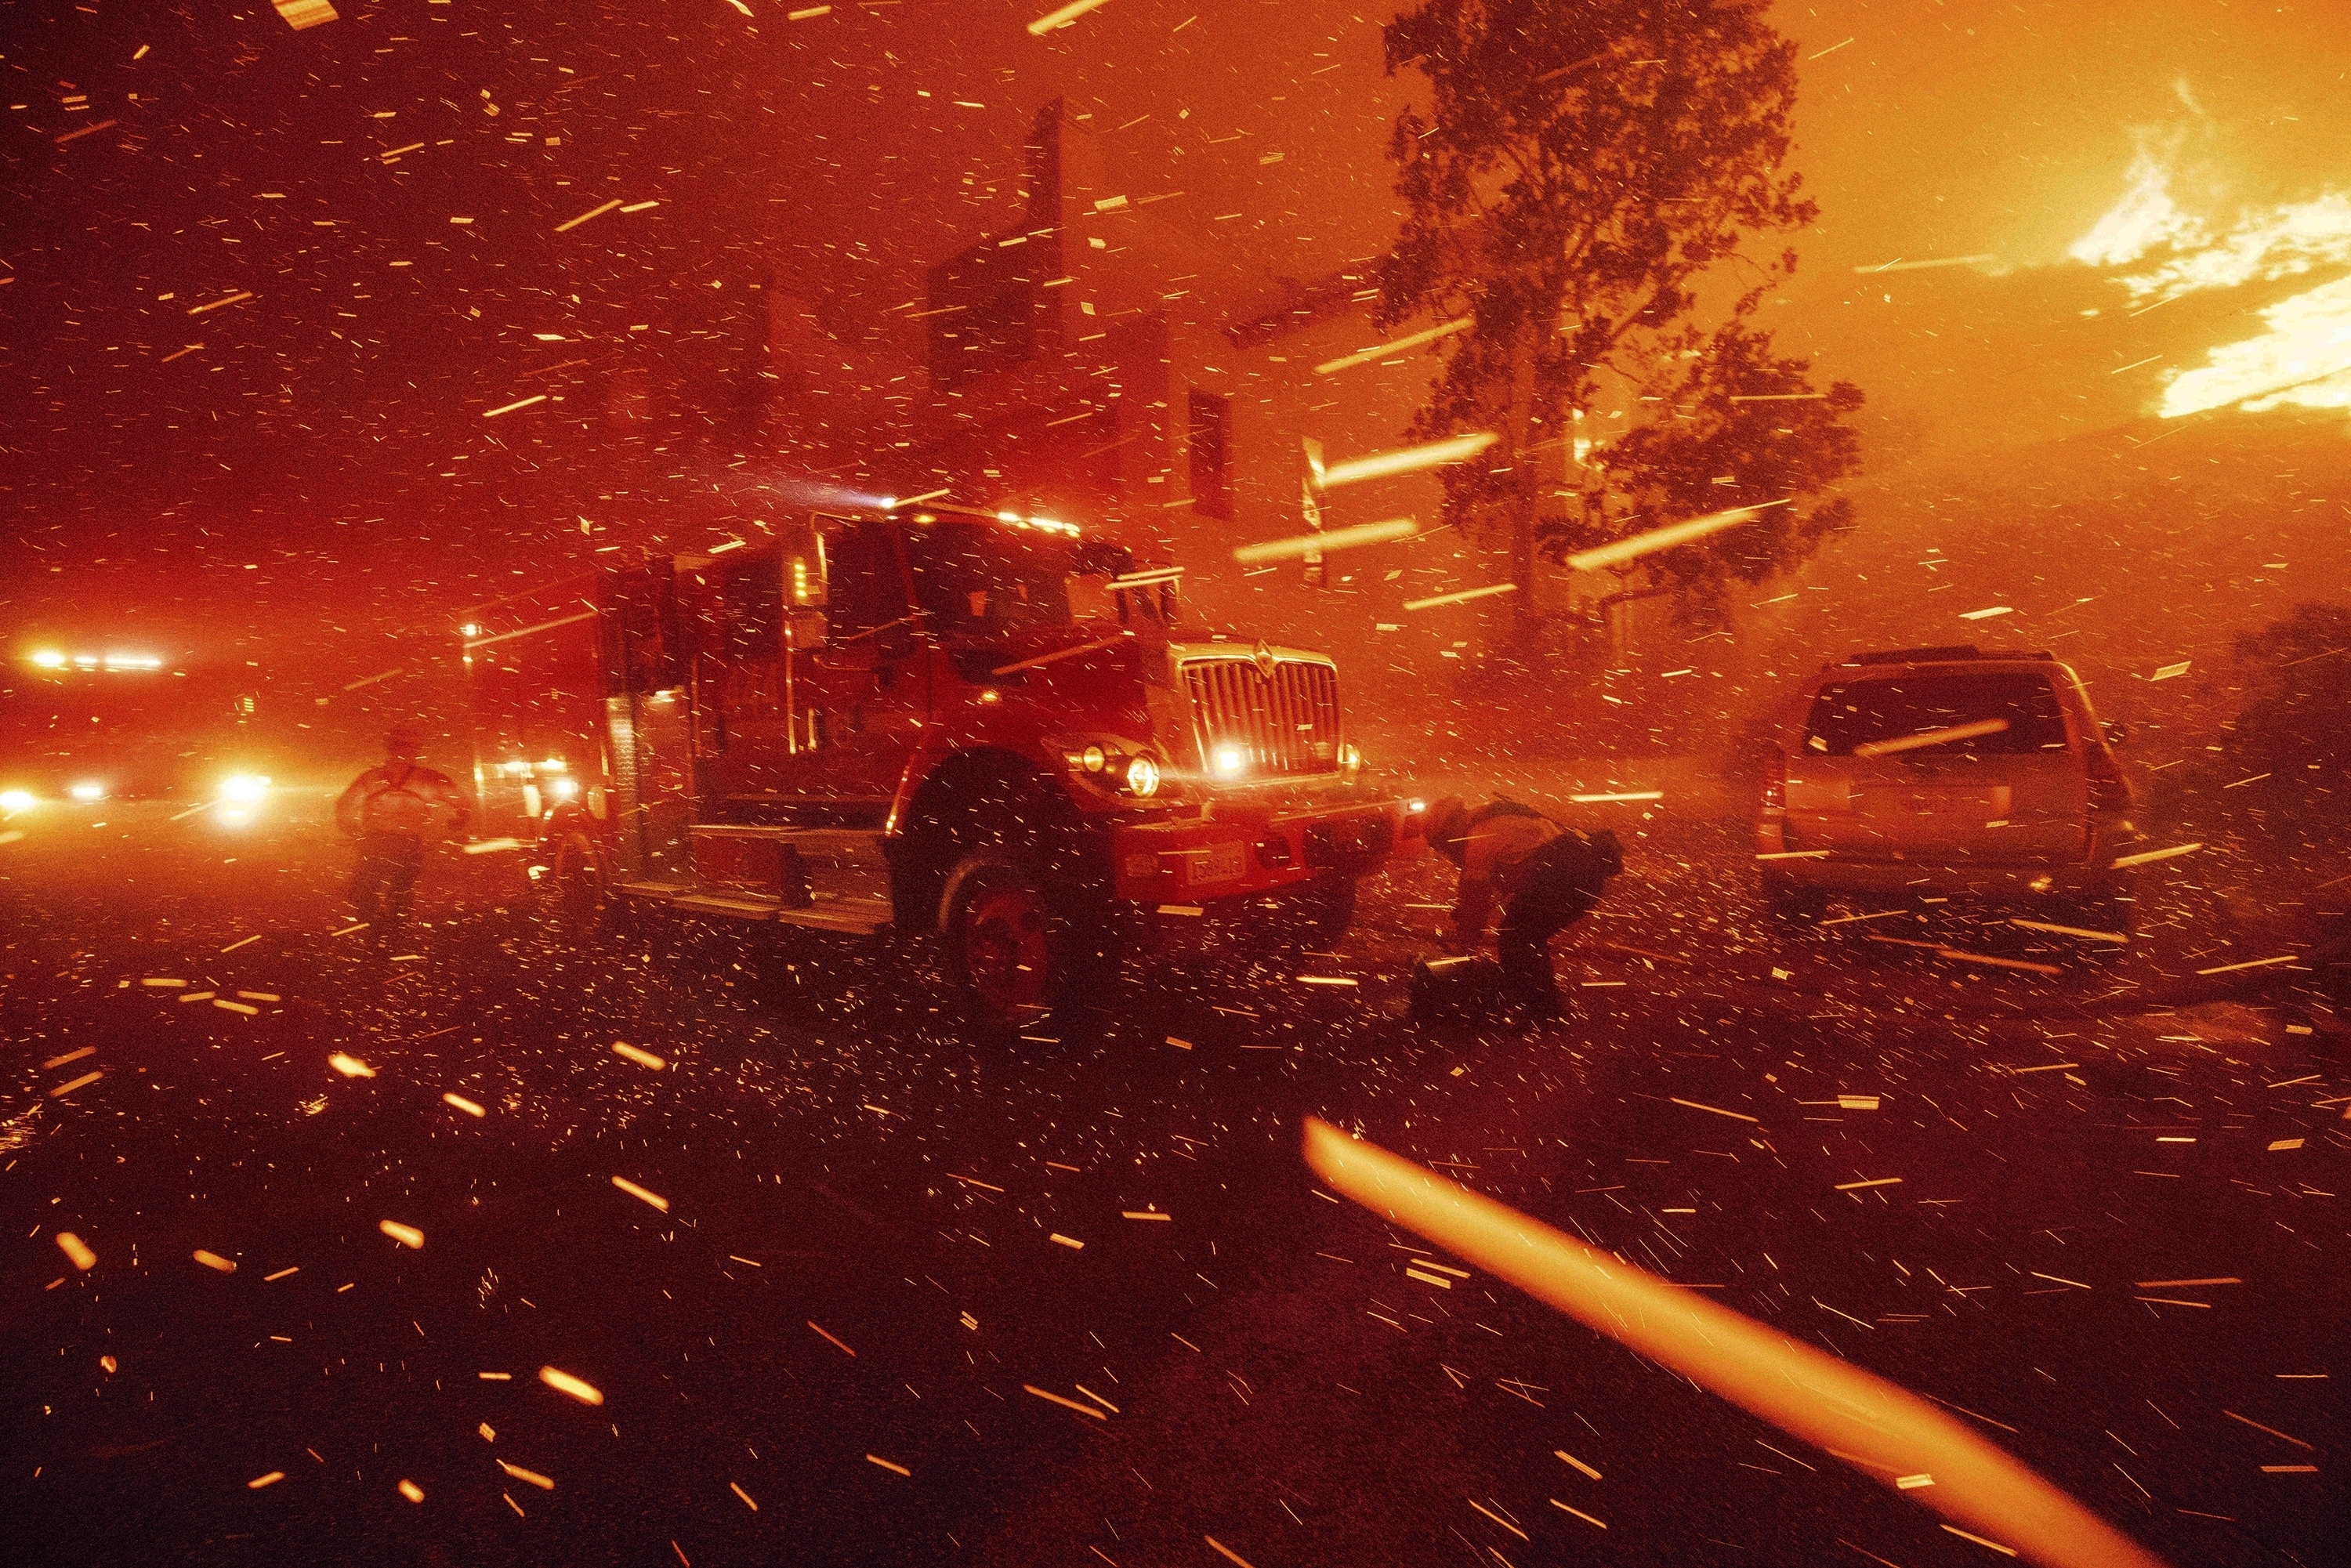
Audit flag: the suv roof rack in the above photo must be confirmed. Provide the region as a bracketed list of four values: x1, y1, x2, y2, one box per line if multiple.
[1841, 646, 2052, 667]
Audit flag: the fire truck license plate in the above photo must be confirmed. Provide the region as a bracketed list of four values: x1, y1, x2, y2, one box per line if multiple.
[1186, 841, 1247, 885]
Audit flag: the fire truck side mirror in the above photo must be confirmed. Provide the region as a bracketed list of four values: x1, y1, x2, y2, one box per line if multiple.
[787, 608, 829, 650]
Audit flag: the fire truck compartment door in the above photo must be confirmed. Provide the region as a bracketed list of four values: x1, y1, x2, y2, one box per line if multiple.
[778, 518, 925, 813]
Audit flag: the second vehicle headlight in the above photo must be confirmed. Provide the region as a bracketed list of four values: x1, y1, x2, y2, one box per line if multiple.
[1123, 755, 1161, 798]
[221, 773, 271, 804]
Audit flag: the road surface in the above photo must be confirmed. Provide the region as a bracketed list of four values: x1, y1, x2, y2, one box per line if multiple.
[2, 792, 2342, 1566]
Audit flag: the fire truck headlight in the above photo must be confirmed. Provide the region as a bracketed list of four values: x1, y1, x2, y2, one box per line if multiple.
[221, 773, 271, 804]
[69, 781, 106, 803]
[1339, 742, 1363, 776]
[31, 650, 65, 668]
[551, 777, 580, 801]
[1123, 755, 1161, 798]
[1212, 745, 1246, 779]
[1081, 744, 1107, 774]
[0, 789, 33, 813]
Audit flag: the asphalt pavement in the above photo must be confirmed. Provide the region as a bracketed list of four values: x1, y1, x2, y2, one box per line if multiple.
[2, 795, 2344, 1567]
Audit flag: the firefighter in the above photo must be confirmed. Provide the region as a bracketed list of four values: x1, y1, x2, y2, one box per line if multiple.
[335, 723, 469, 949]
[1423, 796, 1623, 1017]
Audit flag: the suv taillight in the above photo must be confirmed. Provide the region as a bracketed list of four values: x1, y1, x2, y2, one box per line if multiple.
[2085, 745, 2128, 815]
[1761, 751, 1787, 813]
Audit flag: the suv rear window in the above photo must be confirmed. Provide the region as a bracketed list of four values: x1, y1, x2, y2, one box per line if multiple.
[1805, 672, 2070, 758]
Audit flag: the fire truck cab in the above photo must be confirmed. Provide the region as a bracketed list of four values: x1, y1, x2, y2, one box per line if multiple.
[462, 502, 1423, 1024]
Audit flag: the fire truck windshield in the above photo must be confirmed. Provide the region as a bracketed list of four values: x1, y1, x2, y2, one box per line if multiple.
[904, 519, 1136, 638]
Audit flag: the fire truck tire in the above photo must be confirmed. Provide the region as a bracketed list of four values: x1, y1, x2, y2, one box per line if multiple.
[1270, 874, 1357, 951]
[941, 852, 1102, 1030]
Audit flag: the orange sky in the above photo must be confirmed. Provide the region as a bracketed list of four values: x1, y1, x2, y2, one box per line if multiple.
[759, 0, 2351, 463]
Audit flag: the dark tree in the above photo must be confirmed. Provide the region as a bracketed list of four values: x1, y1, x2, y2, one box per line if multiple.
[2228, 603, 2351, 782]
[1376, 0, 1863, 639]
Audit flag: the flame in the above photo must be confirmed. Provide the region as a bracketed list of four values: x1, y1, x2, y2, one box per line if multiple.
[2159, 274, 2351, 417]
[2074, 153, 2351, 418]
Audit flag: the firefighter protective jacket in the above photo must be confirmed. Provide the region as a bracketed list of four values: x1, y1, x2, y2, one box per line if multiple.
[335, 761, 469, 842]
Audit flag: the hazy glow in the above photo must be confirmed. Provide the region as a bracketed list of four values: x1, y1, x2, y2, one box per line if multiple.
[2074, 155, 2351, 418]
[31, 650, 64, 668]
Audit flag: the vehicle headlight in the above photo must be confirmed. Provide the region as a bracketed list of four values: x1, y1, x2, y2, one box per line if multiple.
[1123, 755, 1161, 798]
[1339, 742, 1363, 775]
[0, 789, 32, 814]
[221, 773, 270, 804]
[68, 781, 106, 802]
[551, 777, 580, 800]
[1081, 744, 1108, 774]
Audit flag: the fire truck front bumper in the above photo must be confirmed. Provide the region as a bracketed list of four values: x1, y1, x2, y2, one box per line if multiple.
[1109, 795, 1428, 906]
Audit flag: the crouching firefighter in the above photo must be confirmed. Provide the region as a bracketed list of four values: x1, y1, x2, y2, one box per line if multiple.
[1417, 798, 1624, 1019]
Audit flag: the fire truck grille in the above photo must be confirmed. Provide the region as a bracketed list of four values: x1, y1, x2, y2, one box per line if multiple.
[1182, 657, 1342, 776]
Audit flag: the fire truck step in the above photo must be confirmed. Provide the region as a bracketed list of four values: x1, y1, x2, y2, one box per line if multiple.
[771, 896, 893, 936]
[668, 892, 792, 921]
[661, 889, 893, 936]
[688, 824, 886, 860]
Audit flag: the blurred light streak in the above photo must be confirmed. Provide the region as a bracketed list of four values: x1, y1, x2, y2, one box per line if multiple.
[1565, 500, 1790, 574]
[1233, 516, 1418, 564]
[1302, 1119, 2170, 1568]
[1853, 719, 2009, 758]
[1313, 317, 1473, 376]
[539, 1366, 603, 1405]
[1026, 0, 1110, 34]
[1317, 432, 1498, 490]
[1402, 582, 1516, 611]
[1853, 255, 1998, 273]
[553, 199, 623, 234]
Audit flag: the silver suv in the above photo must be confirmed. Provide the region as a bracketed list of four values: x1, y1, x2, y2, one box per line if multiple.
[1755, 646, 2135, 923]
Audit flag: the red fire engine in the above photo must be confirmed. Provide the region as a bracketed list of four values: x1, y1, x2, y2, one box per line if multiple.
[461, 501, 1424, 1025]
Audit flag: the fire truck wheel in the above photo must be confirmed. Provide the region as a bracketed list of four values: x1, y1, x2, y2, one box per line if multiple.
[1277, 875, 1357, 951]
[943, 853, 1090, 1030]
